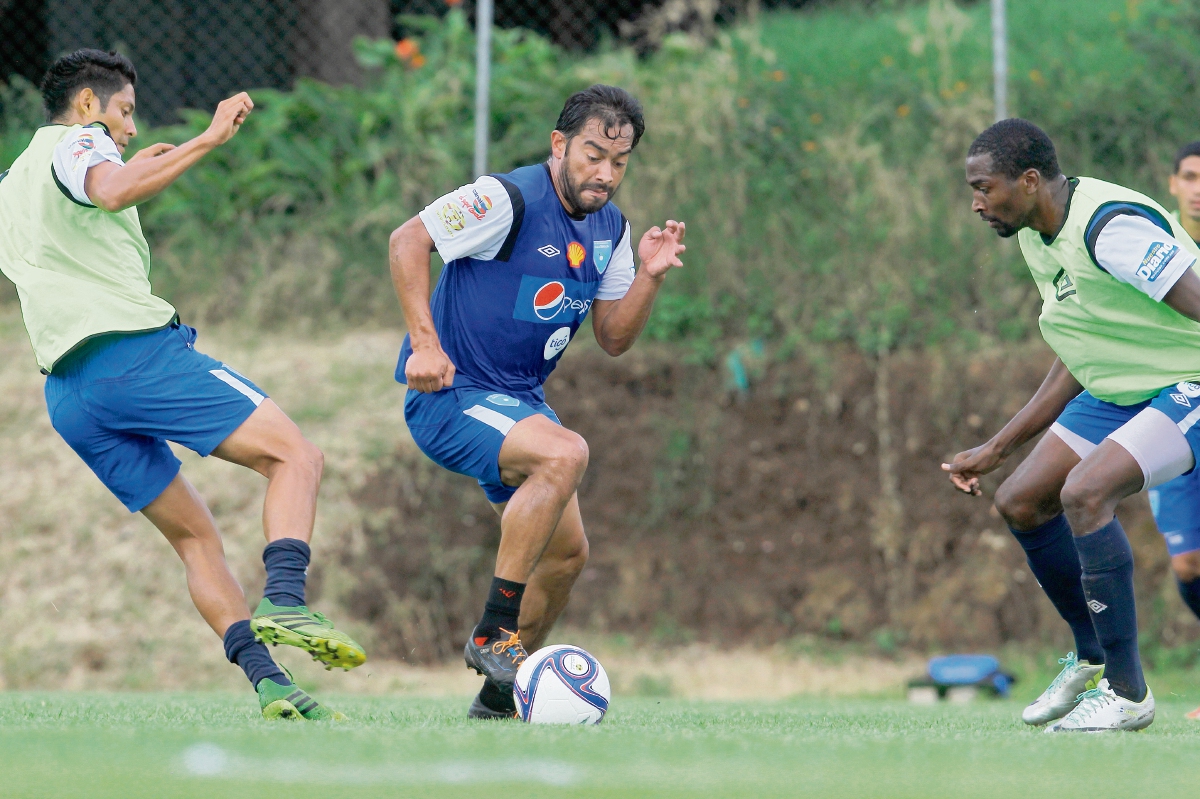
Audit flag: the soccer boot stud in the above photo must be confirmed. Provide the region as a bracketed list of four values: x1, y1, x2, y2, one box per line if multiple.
[250, 598, 367, 671]
[464, 628, 528, 691]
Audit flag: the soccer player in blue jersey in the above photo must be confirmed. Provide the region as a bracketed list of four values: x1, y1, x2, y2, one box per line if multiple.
[389, 85, 686, 718]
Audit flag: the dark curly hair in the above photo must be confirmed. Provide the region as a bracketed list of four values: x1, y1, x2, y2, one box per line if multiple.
[555, 85, 645, 149]
[967, 118, 1061, 180]
[40, 49, 137, 122]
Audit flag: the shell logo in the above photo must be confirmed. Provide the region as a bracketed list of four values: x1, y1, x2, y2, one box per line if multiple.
[566, 241, 586, 268]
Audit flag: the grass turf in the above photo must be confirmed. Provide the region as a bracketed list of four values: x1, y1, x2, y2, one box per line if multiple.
[2, 693, 1200, 798]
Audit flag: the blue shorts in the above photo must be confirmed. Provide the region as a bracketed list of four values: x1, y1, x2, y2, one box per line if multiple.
[1053, 389, 1200, 556]
[404, 387, 560, 504]
[45, 324, 268, 513]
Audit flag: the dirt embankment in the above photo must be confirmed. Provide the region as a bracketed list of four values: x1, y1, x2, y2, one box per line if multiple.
[332, 341, 1190, 664]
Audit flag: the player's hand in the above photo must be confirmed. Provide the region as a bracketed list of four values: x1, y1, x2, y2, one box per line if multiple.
[201, 92, 254, 148]
[126, 143, 176, 163]
[941, 442, 1005, 497]
[406, 346, 456, 393]
[637, 220, 686, 280]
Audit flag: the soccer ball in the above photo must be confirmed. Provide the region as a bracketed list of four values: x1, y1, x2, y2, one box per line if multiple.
[513, 645, 610, 725]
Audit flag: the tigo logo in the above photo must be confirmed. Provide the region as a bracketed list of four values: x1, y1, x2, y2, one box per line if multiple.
[544, 327, 571, 360]
[534, 282, 566, 320]
[1177, 381, 1200, 398]
[567, 241, 586, 268]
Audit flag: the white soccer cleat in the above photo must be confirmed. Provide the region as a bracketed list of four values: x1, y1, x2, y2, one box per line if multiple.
[1044, 679, 1154, 733]
[1022, 651, 1104, 726]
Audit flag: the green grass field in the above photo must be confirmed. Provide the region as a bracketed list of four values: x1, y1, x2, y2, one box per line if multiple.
[3, 692, 1199, 798]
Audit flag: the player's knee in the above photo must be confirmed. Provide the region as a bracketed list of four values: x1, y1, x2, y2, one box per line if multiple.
[1059, 475, 1110, 530]
[994, 478, 1046, 530]
[541, 431, 589, 484]
[1172, 551, 1200, 583]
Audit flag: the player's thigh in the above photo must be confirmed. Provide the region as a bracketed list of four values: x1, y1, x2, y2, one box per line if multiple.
[1060, 439, 1145, 518]
[995, 430, 1081, 519]
[497, 415, 588, 485]
[210, 398, 319, 476]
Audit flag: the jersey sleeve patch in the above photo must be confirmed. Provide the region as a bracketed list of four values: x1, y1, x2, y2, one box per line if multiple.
[418, 175, 515, 263]
[51, 126, 125, 207]
[1093, 213, 1196, 302]
[595, 220, 636, 301]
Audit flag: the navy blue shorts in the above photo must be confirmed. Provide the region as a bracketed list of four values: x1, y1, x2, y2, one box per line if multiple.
[1053, 390, 1200, 556]
[404, 387, 560, 504]
[45, 324, 268, 513]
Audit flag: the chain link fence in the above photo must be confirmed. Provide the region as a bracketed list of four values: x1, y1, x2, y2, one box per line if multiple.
[1, 0, 808, 124]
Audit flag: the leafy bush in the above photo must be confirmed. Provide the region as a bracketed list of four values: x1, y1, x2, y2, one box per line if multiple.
[1, 0, 1196, 359]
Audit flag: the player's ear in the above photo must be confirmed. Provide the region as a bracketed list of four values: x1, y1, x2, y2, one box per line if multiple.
[550, 130, 568, 160]
[1022, 168, 1041, 194]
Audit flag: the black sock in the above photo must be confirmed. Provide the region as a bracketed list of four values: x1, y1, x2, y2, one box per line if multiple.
[1074, 518, 1146, 702]
[1009, 514, 1104, 663]
[263, 538, 310, 608]
[478, 678, 516, 713]
[472, 576, 525, 644]
[1178, 575, 1200, 621]
[223, 620, 289, 689]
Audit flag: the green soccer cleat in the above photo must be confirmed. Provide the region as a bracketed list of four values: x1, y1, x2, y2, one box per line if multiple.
[250, 598, 367, 671]
[257, 676, 346, 721]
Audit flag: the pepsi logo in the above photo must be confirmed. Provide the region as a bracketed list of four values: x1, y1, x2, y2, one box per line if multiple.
[534, 282, 566, 320]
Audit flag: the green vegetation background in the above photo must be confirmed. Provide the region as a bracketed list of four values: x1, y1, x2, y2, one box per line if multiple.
[3, 0, 1197, 363]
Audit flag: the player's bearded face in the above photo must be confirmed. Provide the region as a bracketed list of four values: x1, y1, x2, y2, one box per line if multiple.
[553, 119, 634, 216]
[966, 156, 1027, 238]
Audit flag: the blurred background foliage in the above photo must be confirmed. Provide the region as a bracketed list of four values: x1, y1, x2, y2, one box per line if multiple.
[1, 0, 1197, 360]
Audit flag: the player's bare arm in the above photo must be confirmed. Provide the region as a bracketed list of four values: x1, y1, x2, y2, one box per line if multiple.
[942, 358, 1083, 496]
[591, 220, 686, 355]
[1164, 267, 1200, 321]
[83, 92, 253, 212]
[388, 215, 456, 393]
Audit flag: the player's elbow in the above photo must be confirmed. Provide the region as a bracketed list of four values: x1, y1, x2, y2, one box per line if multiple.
[390, 215, 429, 254]
[88, 187, 126, 213]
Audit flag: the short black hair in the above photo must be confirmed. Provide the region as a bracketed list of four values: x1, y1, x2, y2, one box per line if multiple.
[40, 49, 137, 122]
[1174, 141, 1200, 173]
[555, 85, 645, 150]
[967, 118, 1061, 181]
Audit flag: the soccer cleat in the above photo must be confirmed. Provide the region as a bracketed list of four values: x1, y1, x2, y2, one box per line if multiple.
[1044, 679, 1154, 733]
[1021, 652, 1104, 726]
[257, 677, 347, 721]
[468, 692, 519, 720]
[464, 628, 528, 691]
[250, 598, 366, 671]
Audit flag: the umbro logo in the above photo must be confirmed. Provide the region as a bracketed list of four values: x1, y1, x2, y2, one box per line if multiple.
[537, 245, 561, 258]
[1173, 393, 1191, 408]
[1087, 600, 1108, 613]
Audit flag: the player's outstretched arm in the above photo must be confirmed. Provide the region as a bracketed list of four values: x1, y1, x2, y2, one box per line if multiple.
[389, 216, 456, 393]
[1164, 268, 1200, 322]
[591, 220, 686, 356]
[84, 92, 254, 213]
[942, 357, 1083, 496]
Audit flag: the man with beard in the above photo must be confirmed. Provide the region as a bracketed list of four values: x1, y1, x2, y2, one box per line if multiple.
[944, 119, 1200, 732]
[388, 85, 686, 718]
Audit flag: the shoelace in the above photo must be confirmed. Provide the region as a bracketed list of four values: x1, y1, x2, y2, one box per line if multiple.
[490, 630, 528, 666]
[1070, 686, 1114, 719]
[1046, 652, 1080, 693]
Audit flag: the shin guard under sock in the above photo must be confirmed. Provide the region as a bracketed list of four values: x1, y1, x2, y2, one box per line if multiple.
[1009, 514, 1103, 664]
[224, 619, 289, 689]
[1178, 576, 1200, 622]
[472, 576, 525, 644]
[1074, 518, 1146, 701]
[263, 538, 311, 608]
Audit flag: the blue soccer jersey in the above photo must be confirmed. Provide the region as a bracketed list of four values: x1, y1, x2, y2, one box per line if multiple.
[396, 164, 635, 400]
